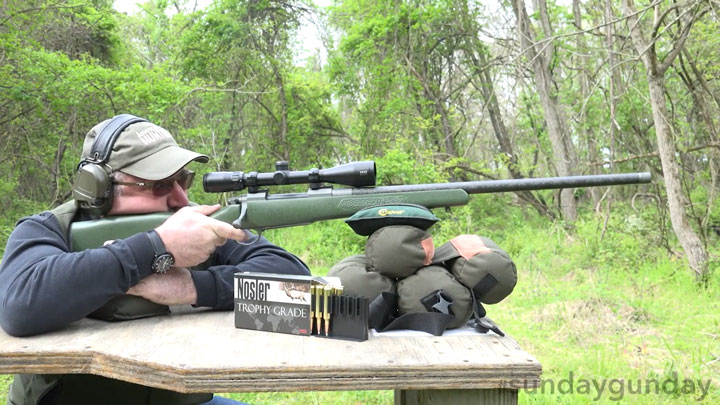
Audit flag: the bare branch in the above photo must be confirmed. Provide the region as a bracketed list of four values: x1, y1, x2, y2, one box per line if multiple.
[657, 4, 708, 74]
[0, 0, 86, 27]
[588, 141, 720, 166]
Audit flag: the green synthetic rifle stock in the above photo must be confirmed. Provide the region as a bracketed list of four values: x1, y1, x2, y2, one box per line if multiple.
[70, 161, 651, 250]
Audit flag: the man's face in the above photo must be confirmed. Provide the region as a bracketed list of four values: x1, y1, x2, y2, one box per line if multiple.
[106, 170, 192, 215]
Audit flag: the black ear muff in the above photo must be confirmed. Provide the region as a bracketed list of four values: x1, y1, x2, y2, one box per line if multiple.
[72, 114, 148, 216]
[73, 162, 114, 214]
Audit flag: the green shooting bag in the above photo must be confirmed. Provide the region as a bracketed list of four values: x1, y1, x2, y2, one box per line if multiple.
[396, 265, 474, 329]
[345, 204, 439, 236]
[432, 235, 517, 305]
[365, 225, 435, 278]
[327, 254, 396, 300]
[335, 206, 515, 336]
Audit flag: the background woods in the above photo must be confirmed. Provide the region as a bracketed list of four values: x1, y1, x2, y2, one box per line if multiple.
[3, 0, 720, 279]
[1, 0, 719, 401]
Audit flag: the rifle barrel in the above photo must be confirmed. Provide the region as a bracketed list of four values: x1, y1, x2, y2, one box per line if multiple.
[351, 172, 651, 195]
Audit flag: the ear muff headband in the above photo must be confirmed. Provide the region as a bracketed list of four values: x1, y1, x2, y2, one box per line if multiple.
[73, 114, 149, 215]
[78, 114, 148, 168]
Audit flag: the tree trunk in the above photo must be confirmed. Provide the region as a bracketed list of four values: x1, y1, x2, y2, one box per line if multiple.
[677, 51, 720, 234]
[472, 50, 553, 219]
[647, 76, 709, 281]
[573, 0, 595, 206]
[622, 0, 709, 282]
[511, 0, 578, 221]
[404, 56, 459, 166]
[273, 63, 289, 161]
[600, 0, 618, 211]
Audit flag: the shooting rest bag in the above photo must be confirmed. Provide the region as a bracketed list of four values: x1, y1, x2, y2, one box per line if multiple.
[365, 225, 434, 278]
[396, 265, 473, 329]
[433, 235, 517, 305]
[327, 255, 396, 300]
[345, 204, 439, 236]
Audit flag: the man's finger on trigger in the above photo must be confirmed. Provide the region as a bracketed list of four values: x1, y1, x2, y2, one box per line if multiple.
[217, 225, 249, 241]
[211, 222, 240, 240]
[229, 228, 249, 241]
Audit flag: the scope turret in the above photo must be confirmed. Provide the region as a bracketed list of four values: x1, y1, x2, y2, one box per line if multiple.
[203, 161, 377, 193]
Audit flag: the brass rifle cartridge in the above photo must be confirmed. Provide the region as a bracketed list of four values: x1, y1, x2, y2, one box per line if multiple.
[322, 285, 332, 336]
[310, 285, 316, 334]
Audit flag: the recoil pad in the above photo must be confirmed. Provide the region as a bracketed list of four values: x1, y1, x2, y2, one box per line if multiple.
[365, 225, 434, 278]
[328, 254, 396, 301]
[433, 235, 517, 304]
[396, 265, 473, 329]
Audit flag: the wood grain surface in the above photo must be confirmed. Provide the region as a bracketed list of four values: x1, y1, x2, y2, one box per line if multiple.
[0, 311, 541, 393]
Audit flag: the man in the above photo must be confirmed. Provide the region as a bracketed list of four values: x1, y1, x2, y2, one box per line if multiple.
[0, 115, 310, 404]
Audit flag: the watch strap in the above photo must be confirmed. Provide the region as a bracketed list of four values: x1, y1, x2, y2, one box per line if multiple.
[147, 230, 168, 256]
[147, 230, 174, 274]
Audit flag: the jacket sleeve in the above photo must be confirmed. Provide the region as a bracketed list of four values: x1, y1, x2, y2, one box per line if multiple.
[0, 213, 156, 336]
[190, 234, 310, 309]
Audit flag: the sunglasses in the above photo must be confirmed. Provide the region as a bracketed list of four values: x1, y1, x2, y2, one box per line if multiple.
[113, 170, 196, 197]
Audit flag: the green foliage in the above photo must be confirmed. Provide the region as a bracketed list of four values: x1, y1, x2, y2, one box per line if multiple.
[328, 0, 488, 162]
[1, 0, 120, 63]
[284, 68, 347, 167]
[372, 146, 444, 185]
[0, 177, 46, 258]
[493, 206, 718, 404]
[689, 178, 720, 226]
[688, 19, 720, 79]
[0, 37, 196, 218]
[264, 220, 365, 272]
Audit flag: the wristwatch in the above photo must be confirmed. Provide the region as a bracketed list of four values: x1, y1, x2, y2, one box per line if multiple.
[147, 230, 174, 273]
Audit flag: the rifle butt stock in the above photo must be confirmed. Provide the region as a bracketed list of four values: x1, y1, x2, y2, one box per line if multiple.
[70, 205, 241, 251]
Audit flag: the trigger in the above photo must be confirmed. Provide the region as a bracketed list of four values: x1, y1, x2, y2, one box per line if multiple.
[234, 203, 262, 246]
[233, 202, 249, 229]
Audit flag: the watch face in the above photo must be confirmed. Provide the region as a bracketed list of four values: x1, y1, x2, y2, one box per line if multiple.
[153, 254, 174, 273]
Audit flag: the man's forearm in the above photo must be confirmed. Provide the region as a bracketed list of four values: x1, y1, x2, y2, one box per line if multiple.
[126, 267, 198, 305]
[0, 215, 154, 336]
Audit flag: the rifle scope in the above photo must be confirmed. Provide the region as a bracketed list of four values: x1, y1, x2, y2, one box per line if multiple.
[203, 161, 377, 192]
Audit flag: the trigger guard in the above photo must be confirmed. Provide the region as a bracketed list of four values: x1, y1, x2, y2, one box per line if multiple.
[234, 203, 262, 246]
[233, 202, 249, 229]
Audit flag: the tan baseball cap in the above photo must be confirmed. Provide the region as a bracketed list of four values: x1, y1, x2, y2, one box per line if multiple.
[82, 118, 209, 180]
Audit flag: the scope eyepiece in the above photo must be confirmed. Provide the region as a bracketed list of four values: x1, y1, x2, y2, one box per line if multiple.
[202, 161, 376, 193]
[203, 171, 245, 193]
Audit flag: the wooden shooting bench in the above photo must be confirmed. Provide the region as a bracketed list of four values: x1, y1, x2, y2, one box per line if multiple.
[0, 308, 541, 404]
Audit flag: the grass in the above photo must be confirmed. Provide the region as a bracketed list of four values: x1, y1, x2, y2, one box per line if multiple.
[1, 200, 719, 403]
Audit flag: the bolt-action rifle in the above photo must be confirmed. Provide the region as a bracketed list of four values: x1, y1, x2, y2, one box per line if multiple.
[70, 161, 651, 250]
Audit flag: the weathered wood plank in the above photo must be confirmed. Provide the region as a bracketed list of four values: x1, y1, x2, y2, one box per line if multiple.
[0, 311, 541, 393]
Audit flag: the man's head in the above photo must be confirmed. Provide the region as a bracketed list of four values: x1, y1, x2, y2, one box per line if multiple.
[73, 115, 208, 216]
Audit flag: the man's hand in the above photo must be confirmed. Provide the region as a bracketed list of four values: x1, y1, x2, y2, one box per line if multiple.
[126, 267, 197, 305]
[155, 204, 248, 267]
